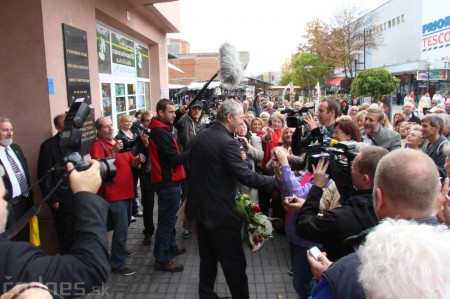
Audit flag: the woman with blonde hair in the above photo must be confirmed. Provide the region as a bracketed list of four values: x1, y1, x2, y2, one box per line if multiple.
[404, 125, 425, 150]
[356, 110, 367, 129]
[421, 92, 431, 115]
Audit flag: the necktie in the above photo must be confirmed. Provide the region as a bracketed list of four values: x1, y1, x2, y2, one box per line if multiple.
[5, 148, 29, 197]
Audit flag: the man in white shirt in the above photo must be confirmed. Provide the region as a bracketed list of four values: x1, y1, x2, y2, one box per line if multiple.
[0, 117, 33, 241]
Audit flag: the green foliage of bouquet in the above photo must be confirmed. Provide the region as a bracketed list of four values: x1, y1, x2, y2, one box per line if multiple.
[235, 193, 273, 252]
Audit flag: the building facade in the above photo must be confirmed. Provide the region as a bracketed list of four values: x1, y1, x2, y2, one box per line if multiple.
[0, 0, 180, 252]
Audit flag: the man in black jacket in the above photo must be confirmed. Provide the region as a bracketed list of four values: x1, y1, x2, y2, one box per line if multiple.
[307, 148, 443, 299]
[295, 146, 389, 261]
[186, 99, 275, 299]
[0, 160, 110, 298]
[0, 117, 34, 242]
[37, 113, 75, 254]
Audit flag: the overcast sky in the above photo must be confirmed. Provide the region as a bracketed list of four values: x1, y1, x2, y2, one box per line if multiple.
[168, 0, 389, 75]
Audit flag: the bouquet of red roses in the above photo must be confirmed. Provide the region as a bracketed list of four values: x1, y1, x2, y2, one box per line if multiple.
[235, 193, 273, 252]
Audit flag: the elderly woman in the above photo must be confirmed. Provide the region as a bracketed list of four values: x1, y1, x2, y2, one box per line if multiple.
[236, 119, 264, 202]
[271, 147, 331, 298]
[348, 106, 359, 121]
[259, 111, 270, 128]
[404, 125, 425, 150]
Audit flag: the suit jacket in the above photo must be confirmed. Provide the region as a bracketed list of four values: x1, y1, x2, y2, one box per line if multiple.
[406, 113, 421, 124]
[186, 122, 275, 229]
[0, 144, 34, 240]
[37, 133, 64, 206]
[0, 192, 110, 298]
[362, 127, 401, 151]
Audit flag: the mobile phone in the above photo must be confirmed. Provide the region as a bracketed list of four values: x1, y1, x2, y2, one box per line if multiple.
[285, 196, 294, 203]
[308, 246, 322, 261]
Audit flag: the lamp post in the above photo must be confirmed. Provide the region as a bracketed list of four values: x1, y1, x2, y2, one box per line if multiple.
[305, 65, 312, 102]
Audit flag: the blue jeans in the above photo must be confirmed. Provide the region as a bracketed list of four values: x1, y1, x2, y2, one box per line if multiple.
[290, 242, 314, 299]
[154, 185, 181, 264]
[109, 199, 131, 270]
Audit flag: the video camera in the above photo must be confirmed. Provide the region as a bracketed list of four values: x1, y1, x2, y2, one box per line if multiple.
[60, 98, 116, 183]
[307, 141, 358, 201]
[281, 104, 315, 128]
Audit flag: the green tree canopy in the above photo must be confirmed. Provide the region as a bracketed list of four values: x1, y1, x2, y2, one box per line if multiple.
[351, 68, 400, 102]
[279, 52, 329, 92]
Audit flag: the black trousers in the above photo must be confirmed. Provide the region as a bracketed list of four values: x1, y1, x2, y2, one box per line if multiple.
[197, 222, 249, 299]
[140, 175, 155, 237]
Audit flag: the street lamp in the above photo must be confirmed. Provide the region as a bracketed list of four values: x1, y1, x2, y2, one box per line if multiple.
[305, 65, 312, 102]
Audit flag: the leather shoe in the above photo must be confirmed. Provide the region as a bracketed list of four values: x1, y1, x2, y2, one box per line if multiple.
[154, 261, 184, 272]
[143, 235, 152, 246]
[170, 245, 186, 257]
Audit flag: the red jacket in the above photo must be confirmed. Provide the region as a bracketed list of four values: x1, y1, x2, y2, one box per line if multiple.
[149, 117, 186, 186]
[90, 136, 134, 201]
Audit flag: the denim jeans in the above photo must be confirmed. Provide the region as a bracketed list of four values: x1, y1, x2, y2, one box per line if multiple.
[109, 199, 131, 270]
[290, 242, 314, 299]
[154, 185, 181, 264]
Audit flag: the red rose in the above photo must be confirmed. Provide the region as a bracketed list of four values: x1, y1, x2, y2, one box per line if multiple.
[253, 235, 262, 244]
[252, 205, 261, 213]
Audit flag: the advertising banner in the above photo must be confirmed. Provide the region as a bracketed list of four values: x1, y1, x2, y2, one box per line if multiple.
[111, 32, 135, 77]
[421, 0, 450, 60]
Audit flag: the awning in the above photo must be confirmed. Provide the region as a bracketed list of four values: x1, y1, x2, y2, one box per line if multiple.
[168, 63, 184, 73]
[169, 84, 186, 89]
[188, 81, 221, 90]
[326, 77, 345, 85]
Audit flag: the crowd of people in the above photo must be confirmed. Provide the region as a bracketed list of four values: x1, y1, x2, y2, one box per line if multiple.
[1, 89, 450, 298]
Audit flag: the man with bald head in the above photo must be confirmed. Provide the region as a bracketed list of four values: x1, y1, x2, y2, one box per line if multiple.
[308, 149, 441, 299]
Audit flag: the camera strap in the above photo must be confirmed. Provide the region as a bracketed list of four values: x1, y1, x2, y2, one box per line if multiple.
[1, 168, 74, 240]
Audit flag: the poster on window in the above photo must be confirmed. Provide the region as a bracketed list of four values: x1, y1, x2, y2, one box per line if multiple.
[111, 32, 135, 77]
[96, 24, 111, 74]
[135, 44, 149, 78]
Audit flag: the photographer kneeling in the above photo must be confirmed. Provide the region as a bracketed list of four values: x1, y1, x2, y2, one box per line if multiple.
[294, 146, 388, 261]
[0, 160, 110, 298]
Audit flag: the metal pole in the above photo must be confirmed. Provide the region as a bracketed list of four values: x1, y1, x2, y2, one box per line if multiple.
[427, 66, 430, 93]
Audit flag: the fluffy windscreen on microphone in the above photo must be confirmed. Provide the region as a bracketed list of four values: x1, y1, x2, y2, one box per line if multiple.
[219, 43, 244, 89]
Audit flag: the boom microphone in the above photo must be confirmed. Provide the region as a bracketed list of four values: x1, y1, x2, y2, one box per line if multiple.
[219, 43, 244, 89]
[187, 42, 243, 109]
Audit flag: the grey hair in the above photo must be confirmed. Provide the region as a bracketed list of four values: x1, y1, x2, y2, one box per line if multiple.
[0, 117, 10, 123]
[216, 99, 242, 121]
[421, 114, 444, 134]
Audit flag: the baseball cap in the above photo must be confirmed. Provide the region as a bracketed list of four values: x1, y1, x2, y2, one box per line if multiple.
[190, 101, 203, 109]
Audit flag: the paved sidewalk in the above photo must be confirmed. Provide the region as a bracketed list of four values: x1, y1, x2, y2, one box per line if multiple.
[83, 203, 298, 299]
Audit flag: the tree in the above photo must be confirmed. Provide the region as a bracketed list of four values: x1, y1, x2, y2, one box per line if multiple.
[296, 4, 383, 81]
[279, 52, 329, 94]
[351, 68, 400, 102]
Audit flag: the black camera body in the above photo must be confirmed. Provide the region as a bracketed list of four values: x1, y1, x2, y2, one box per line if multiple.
[306, 141, 358, 201]
[282, 105, 314, 128]
[60, 98, 116, 184]
[116, 136, 137, 153]
[131, 119, 151, 137]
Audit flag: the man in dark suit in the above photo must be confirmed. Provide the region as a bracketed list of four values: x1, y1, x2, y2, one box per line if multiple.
[186, 100, 275, 299]
[37, 113, 75, 253]
[361, 107, 401, 151]
[403, 102, 421, 124]
[0, 117, 34, 242]
[0, 160, 110, 298]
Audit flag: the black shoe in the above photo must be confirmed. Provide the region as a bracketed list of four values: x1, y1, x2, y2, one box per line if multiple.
[112, 267, 136, 276]
[126, 250, 136, 257]
[143, 235, 152, 246]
